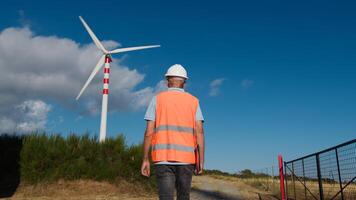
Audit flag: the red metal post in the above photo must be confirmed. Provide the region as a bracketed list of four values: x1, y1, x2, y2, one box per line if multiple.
[278, 155, 286, 200]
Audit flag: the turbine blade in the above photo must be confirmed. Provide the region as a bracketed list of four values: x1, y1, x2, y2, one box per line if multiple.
[109, 45, 160, 54]
[76, 55, 106, 100]
[79, 16, 107, 53]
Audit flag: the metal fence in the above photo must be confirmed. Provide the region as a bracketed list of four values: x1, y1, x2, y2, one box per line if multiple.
[284, 139, 356, 200]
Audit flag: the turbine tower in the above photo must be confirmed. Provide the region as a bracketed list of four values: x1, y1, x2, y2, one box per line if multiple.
[76, 16, 160, 142]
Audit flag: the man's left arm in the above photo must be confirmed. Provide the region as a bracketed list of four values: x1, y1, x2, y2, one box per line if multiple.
[195, 102, 205, 174]
[195, 120, 204, 174]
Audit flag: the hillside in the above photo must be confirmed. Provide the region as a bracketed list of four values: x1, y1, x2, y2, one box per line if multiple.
[1, 134, 279, 199]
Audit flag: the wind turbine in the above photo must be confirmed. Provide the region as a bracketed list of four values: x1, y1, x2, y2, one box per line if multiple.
[76, 16, 160, 142]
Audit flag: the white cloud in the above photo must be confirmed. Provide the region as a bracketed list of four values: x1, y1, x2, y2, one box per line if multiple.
[241, 79, 254, 89]
[0, 26, 158, 112]
[0, 100, 51, 133]
[209, 78, 226, 97]
[0, 26, 161, 132]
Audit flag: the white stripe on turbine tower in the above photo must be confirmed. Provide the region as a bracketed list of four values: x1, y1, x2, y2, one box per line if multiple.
[76, 16, 160, 142]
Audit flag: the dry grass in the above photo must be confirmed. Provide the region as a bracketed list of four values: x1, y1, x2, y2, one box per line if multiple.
[7, 175, 281, 200]
[241, 176, 356, 199]
[9, 175, 353, 200]
[9, 179, 156, 200]
[209, 175, 356, 200]
[286, 179, 356, 199]
[192, 175, 279, 200]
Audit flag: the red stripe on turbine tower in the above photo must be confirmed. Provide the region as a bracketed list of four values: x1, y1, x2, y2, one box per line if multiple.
[104, 68, 110, 73]
[103, 78, 109, 83]
[103, 89, 109, 94]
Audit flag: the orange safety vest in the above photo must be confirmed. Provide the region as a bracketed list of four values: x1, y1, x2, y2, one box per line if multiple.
[151, 90, 199, 164]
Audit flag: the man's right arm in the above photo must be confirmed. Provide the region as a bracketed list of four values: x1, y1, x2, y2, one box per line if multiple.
[143, 121, 155, 161]
[141, 96, 156, 177]
[141, 120, 155, 177]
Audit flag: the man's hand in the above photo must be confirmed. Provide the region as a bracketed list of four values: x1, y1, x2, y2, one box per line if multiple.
[141, 159, 151, 177]
[197, 162, 204, 175]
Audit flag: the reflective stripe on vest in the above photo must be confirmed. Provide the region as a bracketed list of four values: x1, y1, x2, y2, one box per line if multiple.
[151, 90, 198, 164]
[155, 125, 194, 134]
[152, 144, 195, 153]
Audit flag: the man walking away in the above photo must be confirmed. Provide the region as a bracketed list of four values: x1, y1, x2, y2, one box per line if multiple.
[141, 64, 205, 200]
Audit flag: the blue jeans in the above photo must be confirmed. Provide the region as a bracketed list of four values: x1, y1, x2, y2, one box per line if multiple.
[154, 164, 194, 200]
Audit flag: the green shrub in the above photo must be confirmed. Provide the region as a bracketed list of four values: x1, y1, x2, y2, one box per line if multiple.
[1, 133, 155, 189]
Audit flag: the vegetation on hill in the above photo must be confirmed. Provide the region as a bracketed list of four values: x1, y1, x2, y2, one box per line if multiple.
[0, 133, 155, 189]
[204, 168, 273, 179]
[204, 169, 236, 177]
[1, 133, 279, 198]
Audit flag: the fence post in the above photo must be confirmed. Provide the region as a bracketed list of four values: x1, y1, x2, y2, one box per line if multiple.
[335, 148, 344, 200]
[302, 159, 307, 200]
[278, 155, 286, 200]
[316, 154, 324, 200]
[266, 168, 269, 190]
[284, 162, 289, 199]
[272, 165, 275, 190]
[291, 162, 296, 199]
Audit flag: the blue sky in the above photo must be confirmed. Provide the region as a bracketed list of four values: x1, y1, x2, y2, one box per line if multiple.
[0, 0, 355, 172]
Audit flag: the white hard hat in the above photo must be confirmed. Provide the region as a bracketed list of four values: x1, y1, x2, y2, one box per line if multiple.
[165, 64, 188, 79]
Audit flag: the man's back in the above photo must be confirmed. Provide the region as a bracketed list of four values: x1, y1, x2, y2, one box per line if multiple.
[156, 90, 198, 129]
[152, 90, 199, 164]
